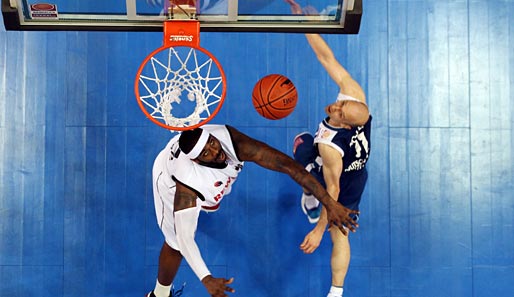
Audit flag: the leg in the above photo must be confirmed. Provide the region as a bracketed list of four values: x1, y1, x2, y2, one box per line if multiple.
[149, 242, 183, 297]
[157, 242, 183, 286]
[293, 132, 315, 169]
[293, 132, 322, 222]
[325, 166, 366, 296]
[151, 151, 184, 296]
[328, 227, 350, 296]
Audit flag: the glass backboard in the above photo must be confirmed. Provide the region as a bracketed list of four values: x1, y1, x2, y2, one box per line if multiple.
[2, 0, 362, 34]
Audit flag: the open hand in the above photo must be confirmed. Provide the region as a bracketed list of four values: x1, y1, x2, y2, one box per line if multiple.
[300, 227, 324, 254]
[325, 201, 359, 235]
[201, 275, 235, 297]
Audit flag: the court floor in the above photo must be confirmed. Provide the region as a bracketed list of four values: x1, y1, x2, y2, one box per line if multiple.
[1, 0, 513, 296]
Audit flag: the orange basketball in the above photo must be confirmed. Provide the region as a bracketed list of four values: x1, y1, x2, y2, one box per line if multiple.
[252, 74, 298, 120]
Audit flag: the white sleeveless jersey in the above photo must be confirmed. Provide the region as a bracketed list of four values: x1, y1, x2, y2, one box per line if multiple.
[162, 125, 244, 212]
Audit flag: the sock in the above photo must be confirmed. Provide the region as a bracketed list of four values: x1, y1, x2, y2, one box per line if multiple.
[303, 193, 320, 209]
[327, 285, 344, 297]
[153, 279, 171, 297]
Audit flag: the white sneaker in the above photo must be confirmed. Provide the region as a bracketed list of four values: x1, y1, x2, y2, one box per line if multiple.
[301, 193, 321, 224]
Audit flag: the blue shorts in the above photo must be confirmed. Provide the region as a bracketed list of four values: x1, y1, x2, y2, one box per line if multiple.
[293, 132, 367, 212]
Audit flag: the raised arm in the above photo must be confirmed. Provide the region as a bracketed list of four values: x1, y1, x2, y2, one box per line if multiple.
[227, 125, 358, 234]
[305, 34, 365, 103]
[285, 0, 366, 104]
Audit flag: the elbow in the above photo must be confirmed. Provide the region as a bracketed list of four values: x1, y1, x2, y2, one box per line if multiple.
[317, 51, 337, 66]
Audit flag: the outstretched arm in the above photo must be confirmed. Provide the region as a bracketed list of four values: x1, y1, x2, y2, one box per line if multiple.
[304, 34, 366, 103]
[317, 144, 344, 229]
[300, 143, 344, 253]
[228, 126, 358, 234]
[285, 0, 366, 104]
[174, 182, 235, 296]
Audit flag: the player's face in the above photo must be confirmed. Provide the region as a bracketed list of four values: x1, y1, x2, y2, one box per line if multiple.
[195, 135, 227, 164]
[325, 100, 349, 126]
[325, 100, 367, 127]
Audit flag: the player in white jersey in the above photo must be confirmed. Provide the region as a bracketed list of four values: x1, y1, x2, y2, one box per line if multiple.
[147, 124, 360, 297]
[286, 1, 372, 297]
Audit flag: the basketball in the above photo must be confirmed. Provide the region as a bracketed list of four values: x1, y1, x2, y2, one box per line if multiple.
[252, 74, 298, 120]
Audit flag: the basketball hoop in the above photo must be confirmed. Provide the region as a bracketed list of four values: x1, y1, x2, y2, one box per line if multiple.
[135, 1, 226, 131]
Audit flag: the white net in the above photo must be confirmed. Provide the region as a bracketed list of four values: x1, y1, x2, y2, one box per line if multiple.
[137, 45, 225, 130]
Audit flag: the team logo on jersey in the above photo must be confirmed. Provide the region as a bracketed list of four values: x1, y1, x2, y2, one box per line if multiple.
[214, 181, 223, 187]
[321, 128, 331, 139]
[214, 177, 234, 202]
[345, 128, 370, 172]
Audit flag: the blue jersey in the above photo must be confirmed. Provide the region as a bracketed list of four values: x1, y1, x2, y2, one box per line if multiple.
[294, 116, 372, 210]
[314, 116, 371, 174]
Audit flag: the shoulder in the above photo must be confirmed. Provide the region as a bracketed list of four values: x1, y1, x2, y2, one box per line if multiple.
[224, 126, 269, 162]
[171, 153, 195, 175]
[225, 125, 251, 144]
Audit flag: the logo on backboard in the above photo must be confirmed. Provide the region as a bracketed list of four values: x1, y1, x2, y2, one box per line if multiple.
[30, 3, 58, 19]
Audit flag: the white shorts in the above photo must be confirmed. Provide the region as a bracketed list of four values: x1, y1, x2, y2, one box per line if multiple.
[152, 148, 198, 250]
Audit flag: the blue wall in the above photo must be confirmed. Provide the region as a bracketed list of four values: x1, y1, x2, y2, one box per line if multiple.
[1, 0, 513, 296]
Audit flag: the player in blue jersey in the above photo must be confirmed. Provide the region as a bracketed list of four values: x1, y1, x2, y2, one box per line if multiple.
[286, 1, 372, 297]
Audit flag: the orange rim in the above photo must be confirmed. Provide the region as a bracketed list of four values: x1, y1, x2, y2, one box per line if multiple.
[134, 44, 226, 131]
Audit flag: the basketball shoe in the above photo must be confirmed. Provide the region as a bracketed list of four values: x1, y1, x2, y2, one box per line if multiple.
[147, 282, 185, 297]
[301, 192, 321, 224]
[146, 292, 169, 297]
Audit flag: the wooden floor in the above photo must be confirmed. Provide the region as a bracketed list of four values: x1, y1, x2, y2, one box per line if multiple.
[0, 0, 513, 296]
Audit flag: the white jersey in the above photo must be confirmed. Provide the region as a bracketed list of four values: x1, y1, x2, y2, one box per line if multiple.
[167, 125, 244, 211]
[152, 125, 244, 250]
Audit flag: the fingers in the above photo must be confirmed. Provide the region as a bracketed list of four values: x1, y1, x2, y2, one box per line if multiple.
[300, 235, 310, 246]
[300, 236, 320, 254]
[224, 277, 235, 293]
[337, 225, 348, 236]
[349, 214, 360, 229]
[300, 236, 309, 249]
[207, 277, 235, 296]
[332, 218, 360, 235]
[346, 219, 359, 232]
[300, 243, 317, 254]
[299, 239, 311, 253]
[331, 209, 360, 233]
[346, 221, 358, 232]
[331, 220, 355, 235]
